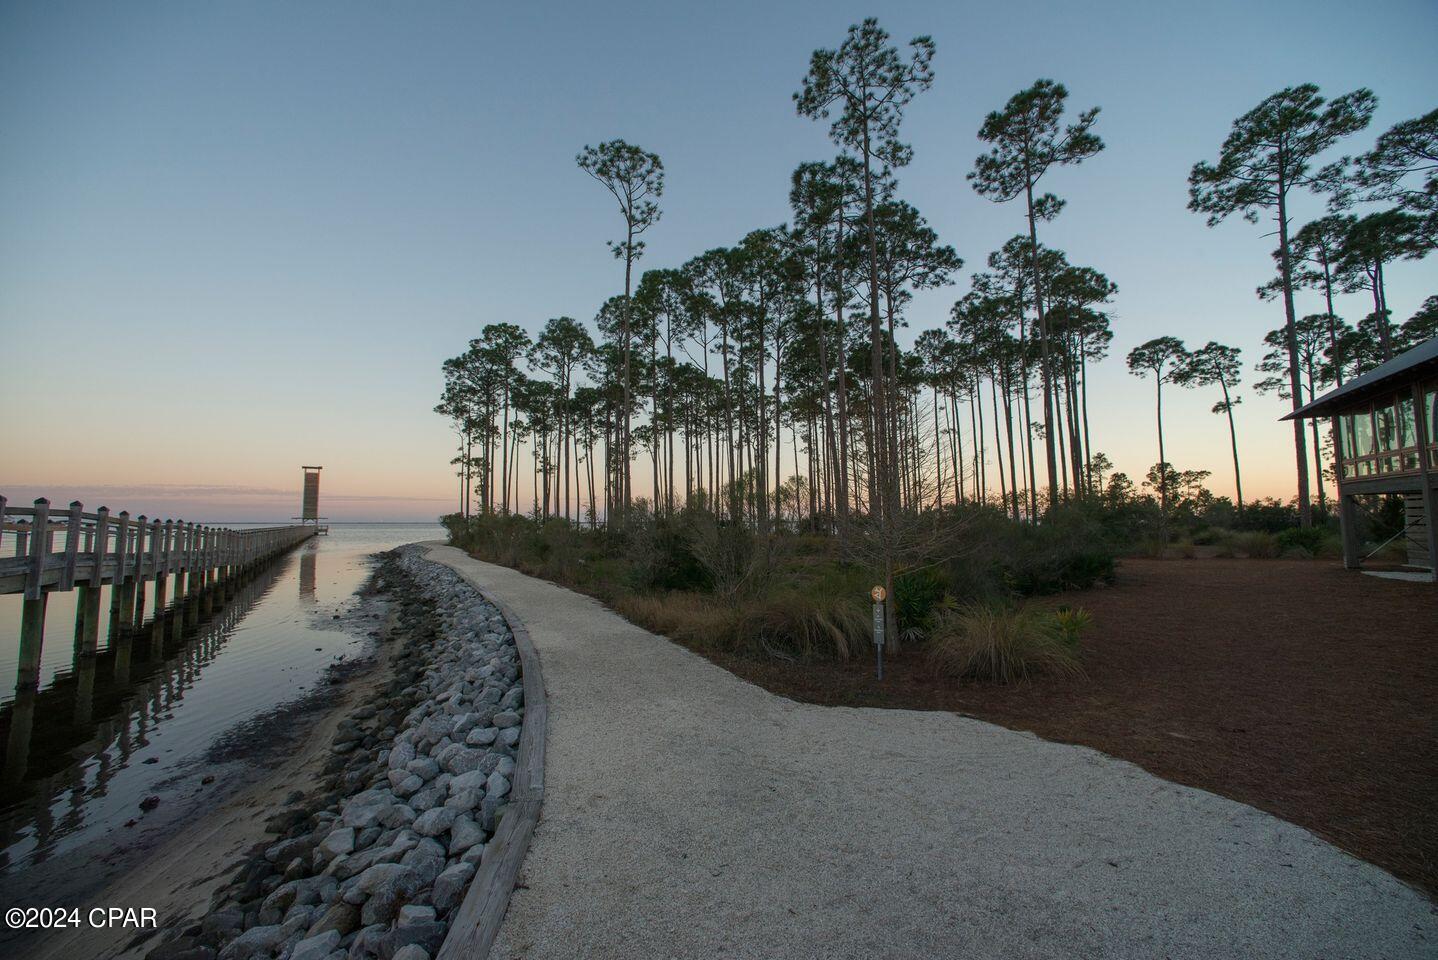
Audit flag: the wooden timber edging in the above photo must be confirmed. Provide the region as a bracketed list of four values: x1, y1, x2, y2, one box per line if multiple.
[426, 544, 548, 960]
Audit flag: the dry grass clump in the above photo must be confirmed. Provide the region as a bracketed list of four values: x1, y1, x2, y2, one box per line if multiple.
[735, 593, 870, 660]
[613, 592, 732, 646]
[613, 590, 869, 661]
[1229, 531, 1279, 558]
[926, 602, 1084, 684]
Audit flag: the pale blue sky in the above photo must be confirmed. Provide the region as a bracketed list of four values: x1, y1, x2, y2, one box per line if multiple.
[2, 0, 1435, 519]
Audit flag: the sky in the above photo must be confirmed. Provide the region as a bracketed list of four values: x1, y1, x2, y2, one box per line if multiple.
[2, 0, 1435, 522]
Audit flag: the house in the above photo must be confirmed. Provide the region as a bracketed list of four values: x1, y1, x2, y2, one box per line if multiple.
[1284, 335, 1438, 580]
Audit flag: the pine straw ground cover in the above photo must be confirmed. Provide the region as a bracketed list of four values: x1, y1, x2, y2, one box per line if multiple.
[689, 558, 1438, 897]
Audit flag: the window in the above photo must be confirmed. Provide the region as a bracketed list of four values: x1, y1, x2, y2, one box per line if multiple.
[1375, 403, 1398, 451]
[1337, 388, 1429, 479]
[1397, 397, 1416, 449]
[1425, 383, 1437, 446]
[1350, 409, 1376, 457]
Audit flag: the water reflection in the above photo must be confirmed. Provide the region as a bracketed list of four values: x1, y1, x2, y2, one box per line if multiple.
[299, 544, 317, 602]
[0, 562, 284, 869]
[0, 523, 441, 882]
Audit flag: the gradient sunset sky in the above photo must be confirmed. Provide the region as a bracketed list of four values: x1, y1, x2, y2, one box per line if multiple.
[3, 1, 1435, 521]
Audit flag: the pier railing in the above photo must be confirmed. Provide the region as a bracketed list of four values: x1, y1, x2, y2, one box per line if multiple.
[0, 497, 313, 597]
[1, 496, 316, 787]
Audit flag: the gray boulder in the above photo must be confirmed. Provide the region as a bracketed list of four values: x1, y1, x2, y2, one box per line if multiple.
[411, 807, 457, 837]
[464, 727, 497, 748]
[404, 757, 440, 781]
[431, 862, 476, 915]
[448, 770, 486, 793]
[318, 828, 356, 863]
[217, 925, 284, 960]
[386, 742, 415, 772]
[444, 749, 485, 776]
[342, 863, 416, 905]
[396, 905, 435, 928]
[484, 771, 511, 799]
[305, 900, 360, 939]
[391, 775, 423, 799]
[290, 931, 342, 960]
[377, 923, 445, 960]
[448, 817, 484, 856]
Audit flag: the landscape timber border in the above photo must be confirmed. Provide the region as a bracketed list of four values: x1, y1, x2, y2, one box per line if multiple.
[425, 544, 548, 960]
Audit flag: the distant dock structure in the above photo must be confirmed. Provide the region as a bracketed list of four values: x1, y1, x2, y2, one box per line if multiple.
[0, 496, 315, 786]
[295, 466, 329, 535]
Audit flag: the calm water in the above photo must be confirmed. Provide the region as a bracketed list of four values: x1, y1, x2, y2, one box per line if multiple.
[0, 522, 442, 877]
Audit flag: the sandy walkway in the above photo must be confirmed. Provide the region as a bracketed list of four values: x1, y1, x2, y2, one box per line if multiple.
[424, 545, 1435, 960]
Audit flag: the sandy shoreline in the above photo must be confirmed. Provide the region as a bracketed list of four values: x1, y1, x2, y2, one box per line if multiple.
[8, 575, 399, 960]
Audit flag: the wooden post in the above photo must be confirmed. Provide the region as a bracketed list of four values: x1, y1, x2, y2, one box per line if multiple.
[131, 516, 148, 630]
[15, 557, 49, 695]
[3, 684, 38, 788]
[1411, 382, 1438, 583]
[200, 527, 215, 618]
[60, 501, 83, 591]
[7, 501, 50, 787]
[173, 519, 187, 608]
[154, 519, 170, 616]
[109, 511, 131, 634]
[73, 566, 102, 728]
[185, 523, 201, 628]
[225, 530, 237, 598]
[24, 498, 50, 600]
[1339, 490, 1361, 569]
[91, 506, 111, 588]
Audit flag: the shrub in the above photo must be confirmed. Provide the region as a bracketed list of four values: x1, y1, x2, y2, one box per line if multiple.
[613, 592, 734, 649]
[624, 511, 712, 592]
[1190, 526, 1226, 546]
[1052, 605, 1092, 648]
[1313, 534, 1343, 559]
[687, 512, 770, 598]
[1005, 506, 1117, 593]
[926, 602, 1084, 683]
[893, 566, 949, 637]
[735, 592, 871, 660]
[1277, 526, 1328, 555]
[615, 589, 869, 661]
[1232, 531, 1279, 558]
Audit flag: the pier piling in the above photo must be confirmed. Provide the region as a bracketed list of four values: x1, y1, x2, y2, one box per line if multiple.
[1, 496, 315, 788]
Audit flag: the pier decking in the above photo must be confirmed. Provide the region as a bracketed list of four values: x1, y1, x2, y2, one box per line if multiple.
[0, 496, 315, 787]
[0, 498, 312, 598]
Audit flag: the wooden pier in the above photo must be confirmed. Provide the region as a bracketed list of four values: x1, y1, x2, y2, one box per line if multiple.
[0, 496, 315, 787]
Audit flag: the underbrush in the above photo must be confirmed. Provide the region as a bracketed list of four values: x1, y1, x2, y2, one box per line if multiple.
[614, 590, 869, 661]
[926, 602, 1084, 684]
[445, 506, 1105, 680]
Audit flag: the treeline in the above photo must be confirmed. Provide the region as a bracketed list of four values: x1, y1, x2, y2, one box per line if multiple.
[437, 19, 1436, 541]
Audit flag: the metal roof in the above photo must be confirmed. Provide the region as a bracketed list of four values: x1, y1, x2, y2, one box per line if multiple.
[1282, 335, 1438, 420]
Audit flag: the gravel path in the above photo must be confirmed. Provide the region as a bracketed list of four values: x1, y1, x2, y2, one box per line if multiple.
[422, 544, 1436, 960]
